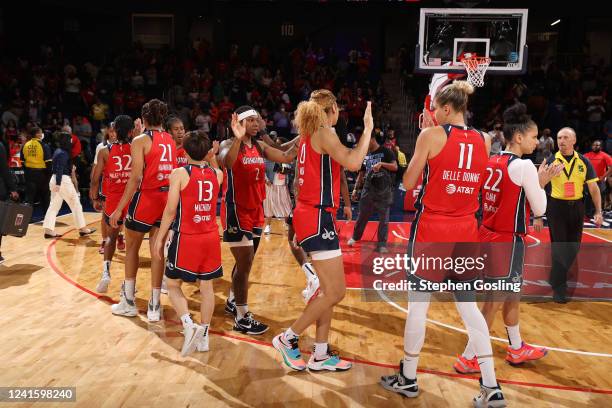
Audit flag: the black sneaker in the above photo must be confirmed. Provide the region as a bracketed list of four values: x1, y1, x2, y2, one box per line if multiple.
[233, 312, 269, 335]
[224, 298, 237, 316]
[379, 360, 419, 397]
[473, 378, 506, 408]
[0, 255, 4, 264]
[553, 291, 568, 304]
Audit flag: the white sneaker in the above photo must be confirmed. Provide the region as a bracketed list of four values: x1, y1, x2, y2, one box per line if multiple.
[302, 275, 320, 304]
[264, 225, 271, 235]
[196, 333, 209, 352]
[161, 277, 168, 294]
[96, 273, 111, 293]
[347, 238, 357, 246]
[181, 324, 205, 357]
[111, 296, 138, 317]
[147, 299, 162, 322]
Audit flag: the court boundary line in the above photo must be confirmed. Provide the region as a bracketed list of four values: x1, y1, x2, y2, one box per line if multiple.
[43, 226, 612, 396]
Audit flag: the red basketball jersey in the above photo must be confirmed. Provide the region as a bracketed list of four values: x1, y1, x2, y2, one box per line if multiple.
[222, 141, 265, 209]
[296, 135, 341, 210]
[103, 142, 131, 195]
[176, 146, 189, 167]
[173, 164, 220, 234]
[141, 130, 177, 190]
[417, 125, 488, 217]
[482, 153, 529, 235]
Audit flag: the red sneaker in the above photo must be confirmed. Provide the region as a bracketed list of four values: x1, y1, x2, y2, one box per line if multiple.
[453, 355, 480, 374]
[117, 234, 126, 251]
[505, 342, 548, 365]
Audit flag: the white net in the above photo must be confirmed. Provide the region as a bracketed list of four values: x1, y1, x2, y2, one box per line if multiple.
[461, 57, 491, 88]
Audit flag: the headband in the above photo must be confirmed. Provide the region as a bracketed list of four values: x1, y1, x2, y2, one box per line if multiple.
[237, 109, 258, 121]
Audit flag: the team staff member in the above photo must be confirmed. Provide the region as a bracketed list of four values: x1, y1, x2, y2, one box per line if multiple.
[544, 127, 602, 303]
[109, 99, 176, 322]
[584, 140, 612, 217]
[21, 127, 51, 210]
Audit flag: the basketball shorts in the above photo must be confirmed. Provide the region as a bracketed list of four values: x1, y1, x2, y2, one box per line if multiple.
[103, 192, 128, 226]
[407, 212, 480, 290]
[125, 187, 168, 233]
[165, 230, 223, 282]
[293, 204, 340, 255]
[479, 225, 525, 290]
[221, 201, 264, 243]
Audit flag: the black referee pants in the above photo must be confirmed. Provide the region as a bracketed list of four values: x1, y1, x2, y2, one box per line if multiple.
[546, 197, 584, 296]
[24, 168, 50, 210]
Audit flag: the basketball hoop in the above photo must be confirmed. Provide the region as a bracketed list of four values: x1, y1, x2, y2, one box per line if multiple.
[461, 56, 491, 88]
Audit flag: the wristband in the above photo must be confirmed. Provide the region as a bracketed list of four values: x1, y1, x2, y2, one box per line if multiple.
[533, 215, 545, 220]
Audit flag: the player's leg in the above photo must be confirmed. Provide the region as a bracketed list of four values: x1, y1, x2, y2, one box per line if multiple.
[287, 220, 319, 303]
[166, 277, 204, 357]
[147, 225, 164, 322]
[111, 227, 144, 317]
[96, 220, 120, 293]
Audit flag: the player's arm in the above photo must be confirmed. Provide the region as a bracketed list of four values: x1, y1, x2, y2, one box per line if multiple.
[403, 127, 434, 190]
[207, 141, 220, 169]
[109, 136, 145, 228]
[89, 148, 108, 203]
[318, 102, 373, 171]
[154, 168, 186, 259]
[257, 140, 298, 163]
[340, 168, 352, 220]
[585, 159, 603, 226]
[217, 138, 241, 169]
[483, 130, 492, 156]
[215, 168, 224, 186]
[262, 134, 300, 152]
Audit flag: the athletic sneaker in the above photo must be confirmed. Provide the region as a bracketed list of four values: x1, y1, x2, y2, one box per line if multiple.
[224, 298, 237, 317]
[147, 299, 162, 322]
[196, 333, 209, 352]
[379, 361, 419, 397]
[96, 271, 111, 293]
[233, 312, 269, 335]
[117, 234, 126, 251]
[307, 347, 352, 372]
[111, 285, 137, 317]
[505, 342, 547, 365]
[453, 355, 480, 374]
[473, 379, 506, 408]
[301, 275, 320, 304]
[161, 276, 168, 295]
[272, 333, 306, 371]
[347, 238, 357, 246]
[0, 255, 4, 264]
[181, 324, 205, 357]
[264, 224, 271, 235]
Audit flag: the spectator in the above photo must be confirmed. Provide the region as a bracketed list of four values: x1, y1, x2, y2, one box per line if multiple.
[536, 128, 555, 164]
[488, 122, 505, 156]
[42, 132, 95, 239]
[0, 141, 20, 263]
[584, 140, 612, 218]
[394, 145, 408, 187]
[73, 115, 93, 154]
[383, 127, 397, 151]
[272, 105, 291, 138]
[20, 127, 51, 210]
[91, 97, 110, 132]
[348, 133, 397, 253]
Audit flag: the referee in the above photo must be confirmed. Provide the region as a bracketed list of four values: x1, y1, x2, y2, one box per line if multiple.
[544, 127, 602, 303]
[21, 127, 52, 210]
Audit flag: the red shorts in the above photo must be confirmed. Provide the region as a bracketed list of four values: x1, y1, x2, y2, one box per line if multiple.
[293, 204, 340, 253]
[407, 212, 480, 286]
[479, 225, 525, 286]
[125, 188, 168, 233]
[221, 201, 264, 242]
[103, 192, 128, 226]
[165, 230, 223, 282]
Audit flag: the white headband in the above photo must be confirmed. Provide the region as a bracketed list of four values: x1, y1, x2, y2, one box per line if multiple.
[237, 109, 258, 121]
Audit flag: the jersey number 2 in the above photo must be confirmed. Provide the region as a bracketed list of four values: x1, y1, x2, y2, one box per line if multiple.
[483, 168, 503, 192]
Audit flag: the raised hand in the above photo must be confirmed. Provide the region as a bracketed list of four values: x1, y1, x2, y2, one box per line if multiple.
[134, 118, 144, 136]
[538, 162, 564, 187]
[363, 101, 373, 131]
[231, 113, 247, 141]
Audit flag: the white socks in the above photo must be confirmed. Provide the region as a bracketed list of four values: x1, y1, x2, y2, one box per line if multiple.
[302, 262, 316, 280]
[314, 342, 328, 359]
[103, 260, 111, 275]
[236, 304, 249, 320]
[202, 323, 210, 337]
[152, 288, 161, 305]
[284, 327, 298, 341]
[402, 292, 431, 379]
[180, 313, 193, 328]
[124, 279, 135, 301]
[506, 324, 522, 350]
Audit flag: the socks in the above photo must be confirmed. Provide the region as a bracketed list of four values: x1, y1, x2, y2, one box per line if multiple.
[478, 356, 497, 388]
[236, 304, 248, 320]
[402, 356, 419, 380]
[284, 327, 298, 341]
[314, 342, 328, 359]
[152, 288, 161, 305]
[302, 262, 316, 280]
[103, 260, 111, 275]
[462, 341, 476, 360]
[180, 313, 193, 328]
[506, 324, 522, 350]
[124, 279, 135, 301]
[202, 324, 210, 337]
[228, 288, 235, 303]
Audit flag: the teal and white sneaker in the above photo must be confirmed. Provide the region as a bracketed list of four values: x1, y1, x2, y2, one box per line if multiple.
[272, 333, 306, 371]
[307, 347, 352, 372]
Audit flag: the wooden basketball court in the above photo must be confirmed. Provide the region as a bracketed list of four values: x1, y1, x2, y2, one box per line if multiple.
[1, 212, 611, 407]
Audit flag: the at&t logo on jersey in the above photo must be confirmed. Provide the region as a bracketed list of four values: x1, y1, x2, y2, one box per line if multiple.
[445, 183, 475, 195]
[445, 183, 456, 195]
[322, 228, 336, 240]
[193, 215, 202, 223]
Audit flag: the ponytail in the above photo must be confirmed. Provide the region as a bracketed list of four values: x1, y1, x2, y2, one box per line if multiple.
[295, 100, 327, 138]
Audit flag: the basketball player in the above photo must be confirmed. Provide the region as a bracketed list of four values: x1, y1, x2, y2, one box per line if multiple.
[218, 106, 298, 335]
[272, 90, 373, 372]
[454, 104, 563, 373]
[89, 115, 135, 293]
[153, 130, 223, 357]
[379, 81, 506, 407]
[109, 99, 176, 322]
[91, 123, 117, 254]
[167, 116, 188, 167]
